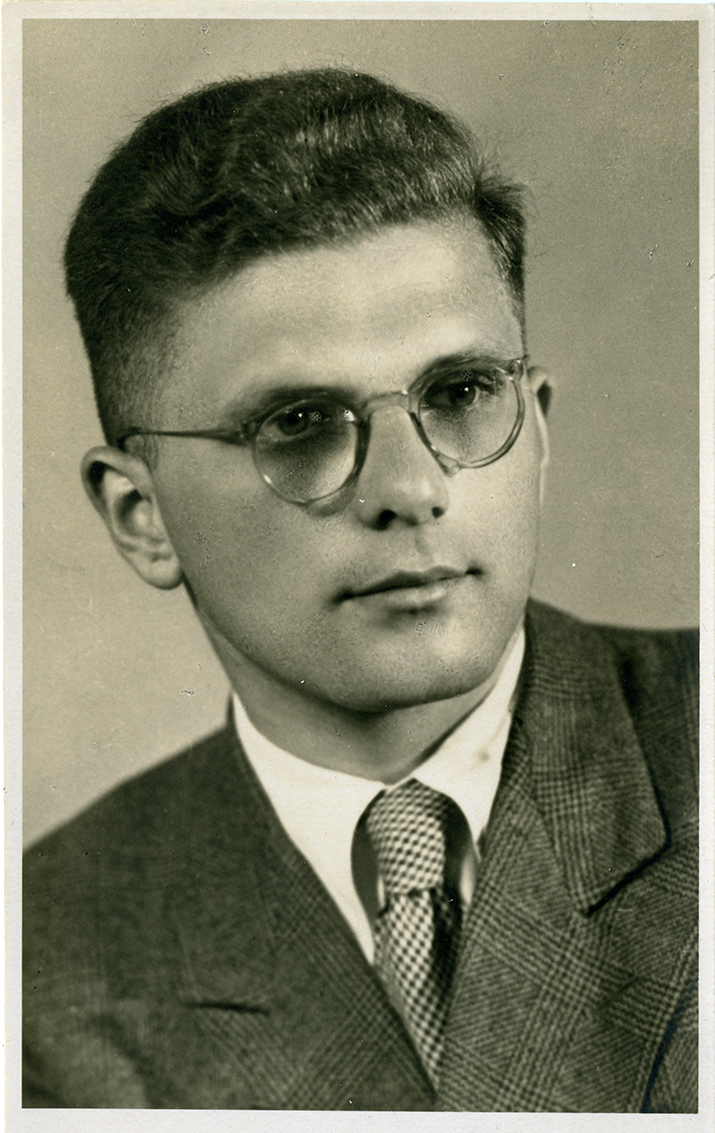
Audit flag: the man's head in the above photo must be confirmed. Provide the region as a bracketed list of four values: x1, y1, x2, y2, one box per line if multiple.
[72, 70, 549, 718]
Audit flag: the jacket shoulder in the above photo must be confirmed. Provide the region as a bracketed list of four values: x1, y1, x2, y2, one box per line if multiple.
[527, 598, 698, 670]
[24, 724, 234, 910]
[526, 600, 698, 714]
[527, 601, 699, 826]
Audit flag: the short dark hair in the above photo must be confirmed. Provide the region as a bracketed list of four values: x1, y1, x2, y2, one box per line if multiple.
[65, 69, 526, 446]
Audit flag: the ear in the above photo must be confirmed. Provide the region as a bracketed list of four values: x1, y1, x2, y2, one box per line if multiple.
[81, 446, 183, 590]
[526, 365, 553, 495]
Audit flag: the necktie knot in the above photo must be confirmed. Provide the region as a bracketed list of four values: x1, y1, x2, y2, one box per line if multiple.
[365, 778, 451, 896]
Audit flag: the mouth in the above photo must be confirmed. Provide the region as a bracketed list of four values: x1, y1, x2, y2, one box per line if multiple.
[340, 566, 475, 608]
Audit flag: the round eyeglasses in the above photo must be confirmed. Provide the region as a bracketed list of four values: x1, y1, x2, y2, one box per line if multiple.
[117, 355, 528, 505]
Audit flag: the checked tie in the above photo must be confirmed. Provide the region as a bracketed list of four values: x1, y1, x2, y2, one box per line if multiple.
[365, 778, 463, 1086]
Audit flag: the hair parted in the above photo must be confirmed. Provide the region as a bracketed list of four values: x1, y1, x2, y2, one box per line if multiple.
[65, 69, 526, 446]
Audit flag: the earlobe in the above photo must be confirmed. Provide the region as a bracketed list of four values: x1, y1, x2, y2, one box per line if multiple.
[81, 446, 183, 590]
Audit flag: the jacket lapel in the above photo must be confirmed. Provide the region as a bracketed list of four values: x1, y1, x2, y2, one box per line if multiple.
[168, 725, 434, 1110]
[439, 602, 692, 1112]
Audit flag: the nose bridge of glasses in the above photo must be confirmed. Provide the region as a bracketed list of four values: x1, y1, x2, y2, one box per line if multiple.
[360, 389, 434, 461]
[361, 387, 413, 419]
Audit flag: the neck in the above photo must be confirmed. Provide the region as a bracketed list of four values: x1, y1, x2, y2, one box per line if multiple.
[203, 620, 520, 784]
[235, 676, 495, 784]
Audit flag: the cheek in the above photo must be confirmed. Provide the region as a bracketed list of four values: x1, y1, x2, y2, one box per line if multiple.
[155, 469, 323, 623]
[465, 437, 542, 521]
[155, 466, 256, 581]
[456, 434, 543, 584]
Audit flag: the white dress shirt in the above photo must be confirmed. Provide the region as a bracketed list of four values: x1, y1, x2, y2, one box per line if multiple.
[232, 628, 524, 962]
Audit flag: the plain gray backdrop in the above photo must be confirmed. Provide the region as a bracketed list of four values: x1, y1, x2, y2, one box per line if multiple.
[23, 17, 699, 846]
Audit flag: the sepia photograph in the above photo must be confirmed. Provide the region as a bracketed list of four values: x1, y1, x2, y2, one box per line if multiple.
[6, 3, 712, 1124]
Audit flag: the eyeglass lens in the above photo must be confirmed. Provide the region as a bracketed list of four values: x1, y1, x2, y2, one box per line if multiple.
[254, 364, 522, 503]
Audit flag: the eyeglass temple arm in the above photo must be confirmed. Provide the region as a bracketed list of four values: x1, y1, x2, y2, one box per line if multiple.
[115, 425, 252, 450]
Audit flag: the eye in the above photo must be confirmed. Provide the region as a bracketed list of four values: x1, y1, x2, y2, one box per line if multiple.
[274, 406, 327, 437]
[260, 398, 353, 443]
[422, 367, 502, 412]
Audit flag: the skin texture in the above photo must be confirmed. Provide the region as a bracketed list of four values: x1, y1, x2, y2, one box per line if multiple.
[84, 218, 549, 781]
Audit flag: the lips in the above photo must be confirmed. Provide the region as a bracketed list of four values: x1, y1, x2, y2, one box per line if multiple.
[341, 566, 469, 601]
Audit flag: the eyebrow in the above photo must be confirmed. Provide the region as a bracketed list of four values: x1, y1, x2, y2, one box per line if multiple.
[419, 349, 517, 381]
[214, 348, 522, 428]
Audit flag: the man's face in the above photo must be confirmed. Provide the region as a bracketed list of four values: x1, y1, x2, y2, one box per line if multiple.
[148, 219, 547, 712]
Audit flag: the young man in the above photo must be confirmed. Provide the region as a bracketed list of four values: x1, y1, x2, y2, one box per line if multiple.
[23, 70, 698, 1111]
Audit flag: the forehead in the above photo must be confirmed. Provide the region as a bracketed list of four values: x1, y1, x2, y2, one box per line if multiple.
[165, 219, 522, 418]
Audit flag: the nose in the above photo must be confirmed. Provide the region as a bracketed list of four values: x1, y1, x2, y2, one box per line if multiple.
[352, 405, 449, 529]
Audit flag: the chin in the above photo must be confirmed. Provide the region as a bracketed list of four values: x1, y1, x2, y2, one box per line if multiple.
[322, 642, 502, 713]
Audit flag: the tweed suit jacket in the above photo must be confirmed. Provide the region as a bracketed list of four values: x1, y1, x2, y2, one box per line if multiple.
[23, 601, 698, 1111]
